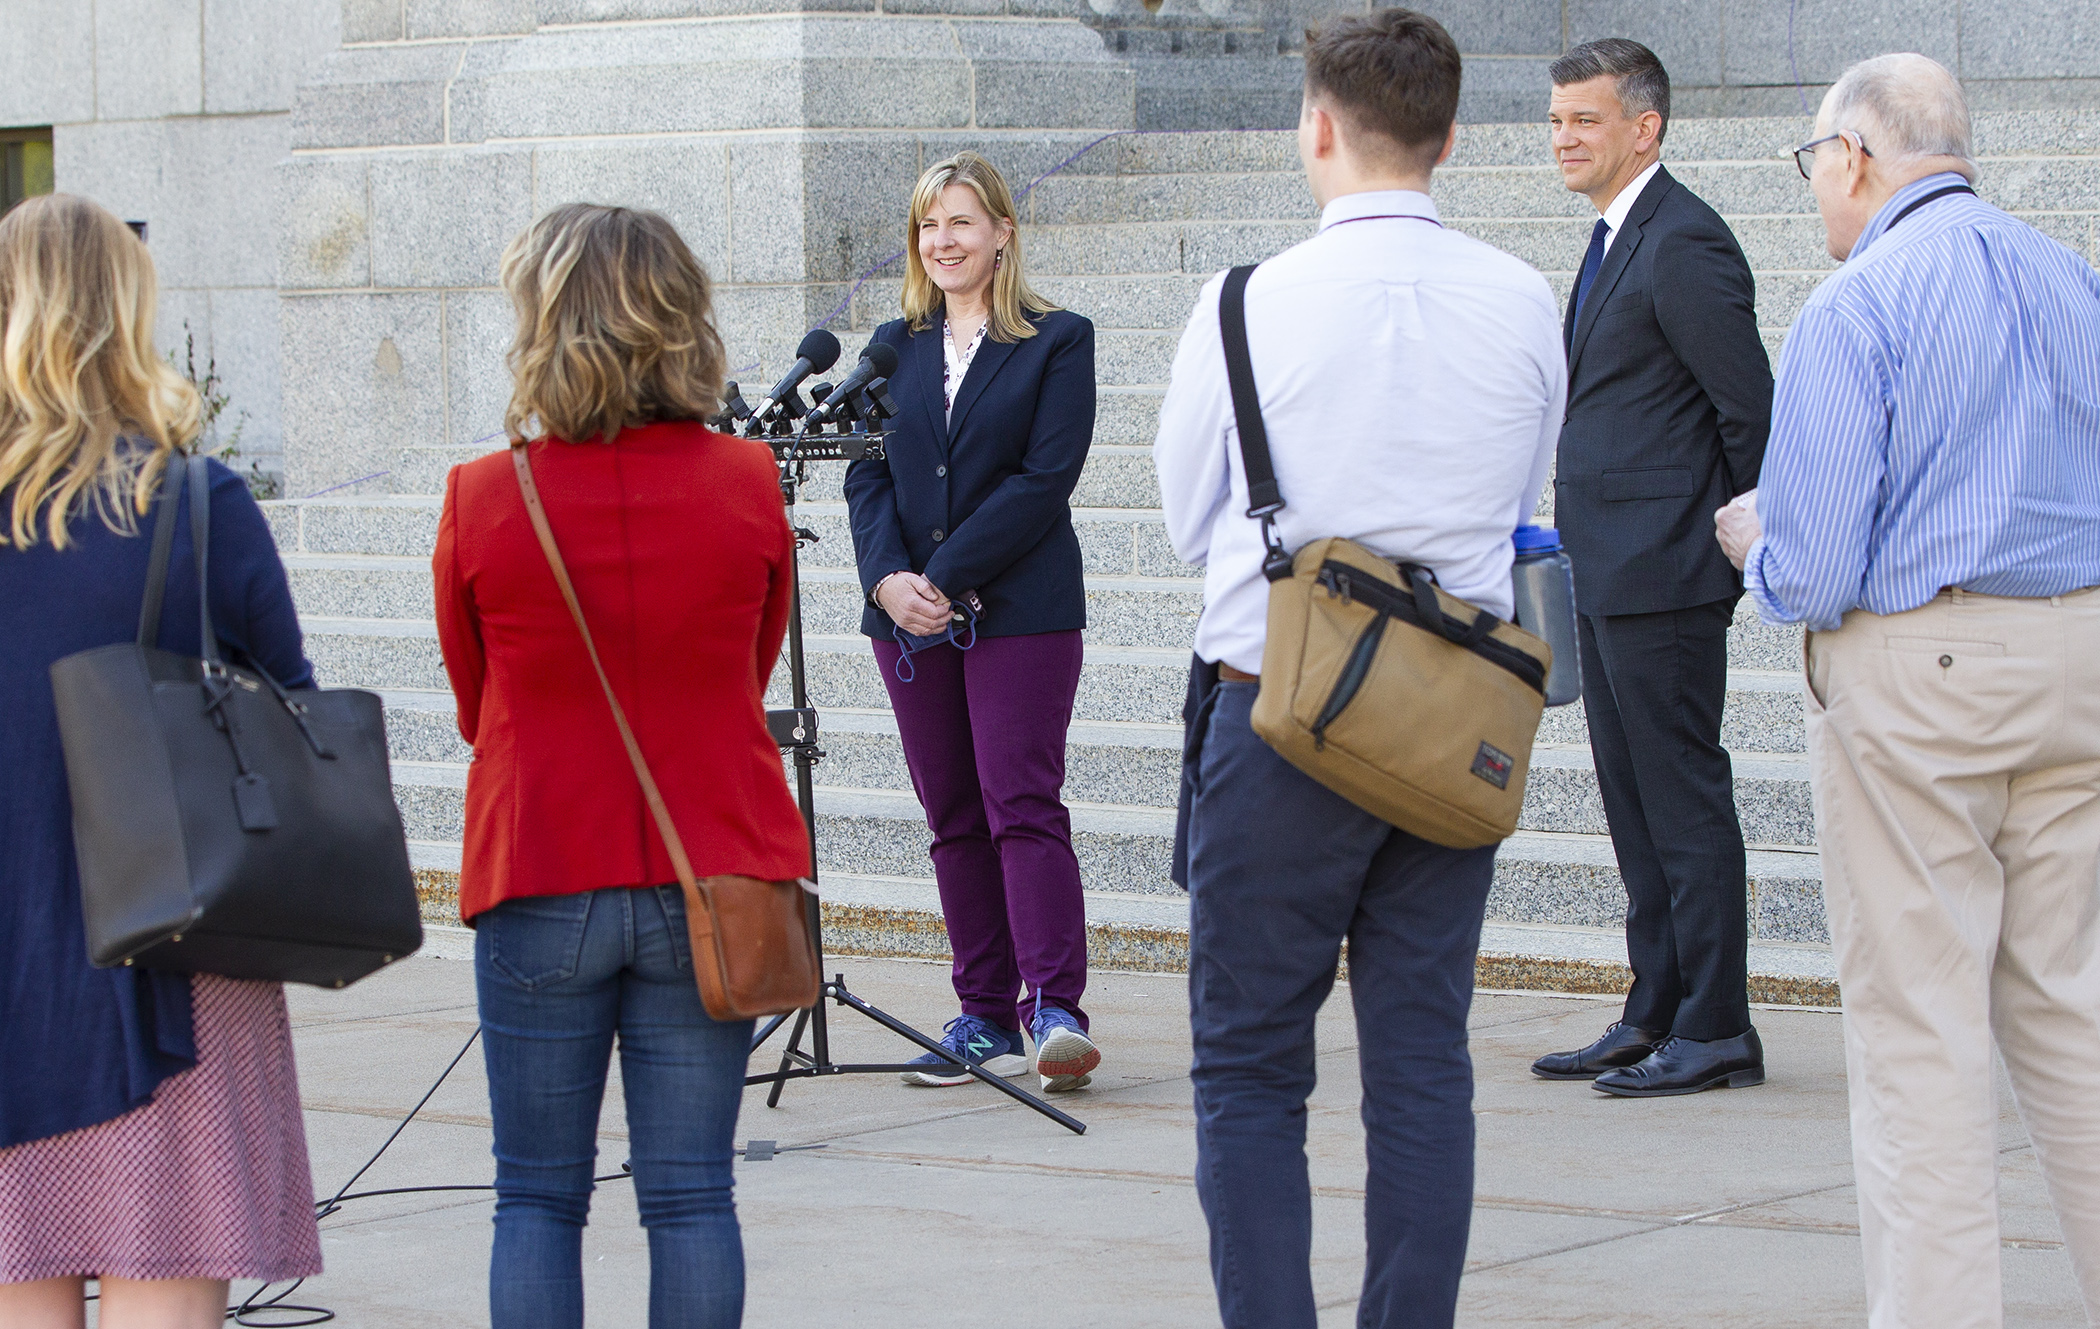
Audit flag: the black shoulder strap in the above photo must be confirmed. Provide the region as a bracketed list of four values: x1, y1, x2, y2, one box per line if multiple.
[188, 455, 218, 667]
[135, 453, 186, 646]
[1217, 265, 1293, 582]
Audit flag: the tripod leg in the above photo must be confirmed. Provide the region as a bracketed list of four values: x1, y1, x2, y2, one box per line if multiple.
[751, 1011, 791, 1052]
[829, 980, 1086, 1135]
[765, 1008, 811, 1109]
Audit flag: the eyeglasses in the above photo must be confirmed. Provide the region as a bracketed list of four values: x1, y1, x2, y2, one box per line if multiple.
[1793, 132, 1872, 180]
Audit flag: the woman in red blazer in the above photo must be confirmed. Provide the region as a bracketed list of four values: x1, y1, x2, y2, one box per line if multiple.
[433, 203, 807, 1329]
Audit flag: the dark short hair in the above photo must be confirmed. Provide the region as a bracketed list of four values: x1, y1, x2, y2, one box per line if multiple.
[1302, 10, 1463, 172]
[1549, 38, 1672, 143]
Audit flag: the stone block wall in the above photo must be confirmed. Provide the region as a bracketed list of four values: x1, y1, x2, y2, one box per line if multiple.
[1095, 0, 2100, 127]
[15, 0, 2100, 493]
[276, 7, 1139, 494]
[0, 0, 341, 483]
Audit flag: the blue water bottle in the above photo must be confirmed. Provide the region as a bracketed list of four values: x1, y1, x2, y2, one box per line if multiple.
[1510, 525, 1582, 706]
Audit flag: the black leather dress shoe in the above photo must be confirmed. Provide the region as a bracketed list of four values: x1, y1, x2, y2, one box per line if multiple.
[1530, 1022, 1667, 1080]
[1593, 1028, 1765, 1097]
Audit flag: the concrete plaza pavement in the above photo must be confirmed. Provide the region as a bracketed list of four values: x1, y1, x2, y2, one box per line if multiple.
[281, 934, 2087, 1327]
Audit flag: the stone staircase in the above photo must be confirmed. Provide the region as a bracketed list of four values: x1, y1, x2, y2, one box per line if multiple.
[268, 113, 2100, 1007]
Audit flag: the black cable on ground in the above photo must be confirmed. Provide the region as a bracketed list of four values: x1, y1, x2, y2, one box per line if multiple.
[213, 1026, 656, 1324]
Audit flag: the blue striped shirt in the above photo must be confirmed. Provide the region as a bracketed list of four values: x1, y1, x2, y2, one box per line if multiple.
[1745, 171, 2100, 629]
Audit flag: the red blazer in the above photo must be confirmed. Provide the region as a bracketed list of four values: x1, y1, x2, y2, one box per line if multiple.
[433, 421, 812, 921]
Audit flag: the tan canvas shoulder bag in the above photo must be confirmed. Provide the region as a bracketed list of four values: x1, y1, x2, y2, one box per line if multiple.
[1217, 265, 1551, 849]
[510, 443, 820, 1019]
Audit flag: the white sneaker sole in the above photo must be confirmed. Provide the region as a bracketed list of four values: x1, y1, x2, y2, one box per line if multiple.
[1034, 1027, 1101, 1093]
[899, 1051, 1028, 1087]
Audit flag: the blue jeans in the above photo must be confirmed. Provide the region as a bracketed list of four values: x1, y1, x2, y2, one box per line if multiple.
[476, 886, 754, 1329]
[1185, 682, 1496, 1329]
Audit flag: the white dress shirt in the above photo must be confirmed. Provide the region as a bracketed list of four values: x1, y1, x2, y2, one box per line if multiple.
[1599, 160, 1662, 255]
[1154, 189, 1567, 675]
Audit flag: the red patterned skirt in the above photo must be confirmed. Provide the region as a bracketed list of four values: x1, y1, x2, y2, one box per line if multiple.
[0, 975, 323, 1283]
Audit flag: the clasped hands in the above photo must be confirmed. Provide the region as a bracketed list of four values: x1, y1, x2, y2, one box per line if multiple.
[876, 571, 958, 637]
[1714, 488, 1760, 571]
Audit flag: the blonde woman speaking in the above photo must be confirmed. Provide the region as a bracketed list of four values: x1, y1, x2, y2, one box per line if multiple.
[843, 151, 1102, 1093]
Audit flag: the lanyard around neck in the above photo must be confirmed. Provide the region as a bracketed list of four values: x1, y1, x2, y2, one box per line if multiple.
[1885, 184, 1976, 233]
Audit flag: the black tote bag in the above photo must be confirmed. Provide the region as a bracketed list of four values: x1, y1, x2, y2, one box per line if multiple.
[49, 455, 422, 988]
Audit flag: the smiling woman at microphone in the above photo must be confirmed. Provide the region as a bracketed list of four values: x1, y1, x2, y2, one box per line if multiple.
[843, 150, 1101, 1092]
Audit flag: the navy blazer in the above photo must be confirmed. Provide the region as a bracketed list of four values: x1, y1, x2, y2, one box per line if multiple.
[843, 308, 1095, 639]
[1556, 165, 1772, 616]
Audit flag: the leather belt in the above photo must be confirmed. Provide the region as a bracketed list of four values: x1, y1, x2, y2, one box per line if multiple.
[1219, 664, 1259, 683]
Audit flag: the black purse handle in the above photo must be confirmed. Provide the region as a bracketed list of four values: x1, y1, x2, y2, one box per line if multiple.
[134, 453, 217, 668]
[1218, 264, 1295, 583]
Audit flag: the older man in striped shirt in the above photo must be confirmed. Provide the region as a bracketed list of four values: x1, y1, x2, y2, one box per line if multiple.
[1715, 53, 2100, 1328]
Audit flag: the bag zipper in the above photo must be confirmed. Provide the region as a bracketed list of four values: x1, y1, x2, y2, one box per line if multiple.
[1311, 609, 1389, 750]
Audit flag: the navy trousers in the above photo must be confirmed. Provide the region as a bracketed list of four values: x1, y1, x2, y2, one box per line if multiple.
[1184, 679, 1495, 1329]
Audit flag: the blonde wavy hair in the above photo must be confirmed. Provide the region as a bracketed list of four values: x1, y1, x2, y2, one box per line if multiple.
[901, 152, 1057, 343]
[500, 203, 726, 444]
[0, 194, 201, 549]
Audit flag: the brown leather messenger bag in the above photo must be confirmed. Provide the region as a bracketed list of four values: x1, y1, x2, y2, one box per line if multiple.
[510, 442, 820, 1020]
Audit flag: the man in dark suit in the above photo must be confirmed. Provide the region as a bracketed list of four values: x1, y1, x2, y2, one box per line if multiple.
[1530, 38, 1773, 1096]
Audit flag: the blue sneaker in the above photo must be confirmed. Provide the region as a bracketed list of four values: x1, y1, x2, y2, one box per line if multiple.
[900, 1014, 1028, 1087]
[1030, 1006, 1100, 1093]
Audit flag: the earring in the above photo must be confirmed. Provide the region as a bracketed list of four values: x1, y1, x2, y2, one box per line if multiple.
[994, 249, 1004, 269]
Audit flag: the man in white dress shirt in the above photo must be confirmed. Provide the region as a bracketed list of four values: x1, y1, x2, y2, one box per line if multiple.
[1153, 11, 1564, 1327]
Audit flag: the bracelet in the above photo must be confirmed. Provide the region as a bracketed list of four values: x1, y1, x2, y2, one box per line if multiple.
[870, 571, 907, 606]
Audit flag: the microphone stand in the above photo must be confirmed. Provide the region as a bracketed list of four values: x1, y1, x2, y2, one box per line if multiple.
[735, 390, 1085, 1136]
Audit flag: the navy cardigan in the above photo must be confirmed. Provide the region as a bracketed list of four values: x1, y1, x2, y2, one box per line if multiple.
[0, 457, 311, 1148]
[843, 308, 1095, 639]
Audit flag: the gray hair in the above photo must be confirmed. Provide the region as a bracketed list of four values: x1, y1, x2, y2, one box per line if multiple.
[1824, 53, 1974, 167]
[1550, 38, 1671, 144]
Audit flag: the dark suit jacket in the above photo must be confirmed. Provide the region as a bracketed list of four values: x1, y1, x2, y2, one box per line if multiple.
[843, 308, 1096, 638]
[1556, 165, 1772, 616]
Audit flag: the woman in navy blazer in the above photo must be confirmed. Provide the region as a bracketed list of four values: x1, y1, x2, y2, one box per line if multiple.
[843, 151, 1101, 1093]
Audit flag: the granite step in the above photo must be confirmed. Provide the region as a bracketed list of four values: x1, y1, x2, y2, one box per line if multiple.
[329, 615, 1806, 744]
[791, 872, 1839, 1007]
[379, 409, 1174, 502]
[386, 767, 1827, 946]
[794, 502, 1194, 577]
[1015, 157, 1831, 230]
[799, 711, 1815, 848]
[1020, 210, 1835, 283]
[395, 851, 1839, 1006]
[792, 442, 1163, 508]
[368, 693, 1814, 845]
[284, 562, 1219, 648]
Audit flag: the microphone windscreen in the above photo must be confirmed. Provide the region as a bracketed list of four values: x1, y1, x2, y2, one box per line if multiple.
[863, 342, 900, 377]
[797, 328, 842, 374]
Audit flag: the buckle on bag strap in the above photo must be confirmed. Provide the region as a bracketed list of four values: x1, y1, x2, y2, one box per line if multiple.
[1258, 513, 1293, 583]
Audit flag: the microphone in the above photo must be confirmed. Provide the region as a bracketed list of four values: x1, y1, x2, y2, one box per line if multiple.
[750, 329, 841, 426]
[805, 342, 900, 428]
[708, 381, 753, 432]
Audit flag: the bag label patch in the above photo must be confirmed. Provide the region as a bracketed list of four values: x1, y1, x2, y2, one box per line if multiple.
[1470, 742, 1513, 790]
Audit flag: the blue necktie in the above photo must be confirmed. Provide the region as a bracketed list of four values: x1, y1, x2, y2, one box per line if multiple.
[1573, 218, 1609, 319]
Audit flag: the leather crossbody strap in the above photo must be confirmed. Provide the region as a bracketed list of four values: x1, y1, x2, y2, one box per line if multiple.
[510, 443, 701, 894]
[1218, 265, 1293, 582]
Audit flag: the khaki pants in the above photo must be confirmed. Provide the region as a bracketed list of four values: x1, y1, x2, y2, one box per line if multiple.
[1807, 589, 2100, 1327]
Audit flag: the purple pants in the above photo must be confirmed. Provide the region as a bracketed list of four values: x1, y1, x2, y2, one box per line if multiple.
[872, 629, 1088, 1032]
